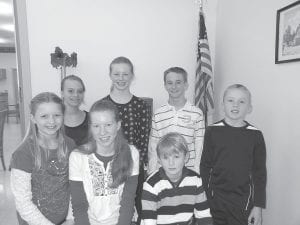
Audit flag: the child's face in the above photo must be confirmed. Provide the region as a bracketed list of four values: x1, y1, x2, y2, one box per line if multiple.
[90, 110, 121, 152]
[164, 72, 188, 100]
[61, 79, 84, 107]
[158, 149, 188, 182]
[31, 102, 63, 138]
[223, 88, 252, 124]
[110, 63, 134, 91]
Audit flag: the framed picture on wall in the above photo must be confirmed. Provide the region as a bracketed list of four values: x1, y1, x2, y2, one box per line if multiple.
[275, 1, 300, 64]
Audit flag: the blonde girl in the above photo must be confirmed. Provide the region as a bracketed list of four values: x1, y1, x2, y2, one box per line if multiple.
[69, 99, 139, 225]
[103, 57, 150, 163]
[102, 57, 150, 223]
[61, 75, 89, 146]
[10, 92, 76, 225]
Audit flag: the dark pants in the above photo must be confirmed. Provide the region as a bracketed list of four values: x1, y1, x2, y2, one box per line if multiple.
[209, 196, 251, 225]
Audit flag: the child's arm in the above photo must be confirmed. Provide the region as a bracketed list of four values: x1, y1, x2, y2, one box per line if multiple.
[248, 132, 266, 225]
[69, 181, 90, 225]
[117, 175, 138, 225]
[69, 152, 90, 225]
[253, 132, 267, 208]
[200, 128, 214, 194]
[148, 116, 160, 174]
[143, 219, 157, 225]
[117, 147, 140, 225]
[10, 169, 54, 225]
[194, 112, 205, 174]
[141, 181, 158, 225]
[194, 177, 213, 225]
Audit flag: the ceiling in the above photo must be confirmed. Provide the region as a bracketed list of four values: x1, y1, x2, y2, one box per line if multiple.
[0, 0, 15, 48]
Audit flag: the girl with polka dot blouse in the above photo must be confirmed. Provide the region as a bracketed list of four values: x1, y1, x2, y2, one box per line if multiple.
[102, 56, 151, 224]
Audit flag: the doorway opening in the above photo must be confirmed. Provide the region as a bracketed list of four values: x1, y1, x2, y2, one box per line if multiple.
[0, 0, 26, 223]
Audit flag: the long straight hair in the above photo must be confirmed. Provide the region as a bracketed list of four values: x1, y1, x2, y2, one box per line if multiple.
[21, 92, 67, 169]
[78, 99, 133, 188]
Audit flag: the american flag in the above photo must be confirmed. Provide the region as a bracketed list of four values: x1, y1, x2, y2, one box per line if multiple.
[194, 7, 214, 126]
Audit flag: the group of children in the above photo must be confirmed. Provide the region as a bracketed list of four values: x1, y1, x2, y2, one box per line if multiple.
[9, 56, 267, 225]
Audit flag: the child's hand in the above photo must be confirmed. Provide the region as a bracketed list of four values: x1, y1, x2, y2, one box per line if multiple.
[248, 206, 262, 225]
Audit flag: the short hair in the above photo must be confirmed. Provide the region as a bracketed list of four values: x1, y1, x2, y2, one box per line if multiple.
[61, 75, 86, 92]
[223, 84, 252, 103]
[163, 67, 188, 83]
[109, 56, 134, 74]
[156, 132, 188, 157]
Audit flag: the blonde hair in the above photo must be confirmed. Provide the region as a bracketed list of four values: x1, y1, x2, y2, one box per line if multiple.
[78, 99, 133, 188]
[156, 132, 189, 157]
[109, 56, 134, 75]
[61, 74, 86, 91]
[23, 92, 68, 169]
[223, 84, 252, 103]
[109, 56, 134, 92]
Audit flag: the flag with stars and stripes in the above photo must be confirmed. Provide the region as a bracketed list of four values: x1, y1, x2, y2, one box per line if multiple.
[194, 7, 214, 126]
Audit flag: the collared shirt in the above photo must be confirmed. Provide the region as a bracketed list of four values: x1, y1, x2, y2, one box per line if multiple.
[148, 101, 204, 174]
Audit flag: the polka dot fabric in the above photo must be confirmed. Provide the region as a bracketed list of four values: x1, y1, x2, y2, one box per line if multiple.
[103, 95, 151, 165]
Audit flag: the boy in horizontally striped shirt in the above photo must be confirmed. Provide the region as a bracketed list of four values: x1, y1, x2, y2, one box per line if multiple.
[148, 67, 204, 174]
[142, 132, 212, 225]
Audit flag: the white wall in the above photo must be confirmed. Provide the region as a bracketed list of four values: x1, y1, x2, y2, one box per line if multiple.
[25, 0, 203, 111]
[22, 0, 300, 224]
[212, 0, 300, 224]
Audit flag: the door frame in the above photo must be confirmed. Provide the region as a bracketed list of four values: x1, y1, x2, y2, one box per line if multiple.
[13, 0, 32, 137]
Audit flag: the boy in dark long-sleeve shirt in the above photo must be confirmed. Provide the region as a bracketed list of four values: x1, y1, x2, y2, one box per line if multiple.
[200, 84, 267, 225]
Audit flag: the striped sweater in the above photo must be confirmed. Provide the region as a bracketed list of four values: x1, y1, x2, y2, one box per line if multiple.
[141, 167, 212, 225]
[148, 102, 204, 174]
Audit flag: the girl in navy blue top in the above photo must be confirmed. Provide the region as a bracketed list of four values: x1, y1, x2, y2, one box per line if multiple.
[61, 75, 89, 146]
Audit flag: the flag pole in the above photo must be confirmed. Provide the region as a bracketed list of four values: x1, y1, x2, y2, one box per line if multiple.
[199, 0, 208, 127]
[194, 0, 214, 127]
[203, 75, 208, 127]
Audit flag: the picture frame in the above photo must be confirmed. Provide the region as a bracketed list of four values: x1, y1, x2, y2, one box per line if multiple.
[275, 1, 300, 64]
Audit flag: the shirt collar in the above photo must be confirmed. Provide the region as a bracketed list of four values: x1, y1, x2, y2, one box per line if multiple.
[158, 166, 189, 183]
[166, 100, 191, 111]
